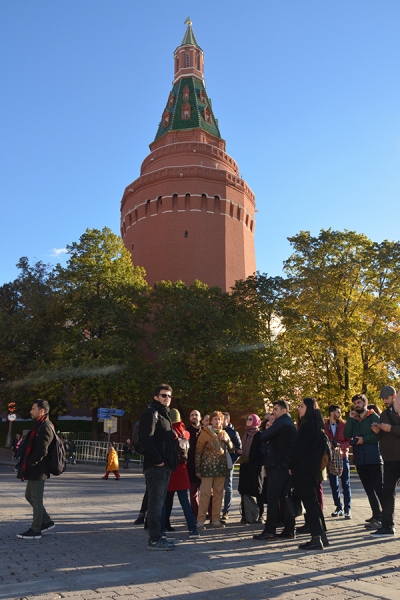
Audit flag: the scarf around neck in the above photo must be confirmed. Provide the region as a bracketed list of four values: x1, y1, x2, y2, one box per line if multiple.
[242, 426, 259, 460]
[20, 415, 47, 481]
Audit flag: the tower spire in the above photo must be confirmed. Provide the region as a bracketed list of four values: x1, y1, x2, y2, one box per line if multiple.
[154, 23, 220, 143]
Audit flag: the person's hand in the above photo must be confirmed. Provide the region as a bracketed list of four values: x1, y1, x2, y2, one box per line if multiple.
[155, 462, 164, 466]
[349, 410, 357, 419]
[372, 422, 391, 433]
[237, 449, 243, 455]
[355, 436, 364, 445]
[196, 473, 201, 479]
[288, 469, 292, 475]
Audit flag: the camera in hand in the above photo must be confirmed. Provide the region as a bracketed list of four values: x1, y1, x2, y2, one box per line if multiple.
[350, 434, 363, 447]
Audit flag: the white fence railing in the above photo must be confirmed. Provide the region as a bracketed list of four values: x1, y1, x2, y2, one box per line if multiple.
[66, 440, 143, 466]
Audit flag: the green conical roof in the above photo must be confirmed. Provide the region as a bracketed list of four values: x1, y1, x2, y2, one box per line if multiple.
[178, 24, 202, 50]
[154, 77, 221, 141]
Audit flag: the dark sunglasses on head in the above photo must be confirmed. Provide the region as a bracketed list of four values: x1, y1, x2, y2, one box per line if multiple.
[159, 393, 172, 398]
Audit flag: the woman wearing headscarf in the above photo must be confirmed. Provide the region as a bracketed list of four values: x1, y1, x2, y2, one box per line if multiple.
[195, 411, 234, 529]
[287, 398, 328, 550]
[238, 414, 264, 522]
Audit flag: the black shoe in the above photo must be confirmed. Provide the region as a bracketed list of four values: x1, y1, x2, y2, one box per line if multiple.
[370, 527, 395, 538]
[331, 509, 344, 517]
[133, 515, 145, 525]
[276, 530, 295, 539]
[253, 531, 276, 541]
[365, 518, 382, 530]
[296, 524, 311, 534]
[17, 528, 42, 540]
[298, 538, 324, 550]
[321, 534, 330, 547]
[166, 524, 175, 532]
[41, 521, 55, 533]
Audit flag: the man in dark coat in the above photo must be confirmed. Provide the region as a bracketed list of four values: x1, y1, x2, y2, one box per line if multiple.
[370, 386, 400, 538]
[222, 412, 242, 521]
[139, 384, 177, 550]
[17, 399, 55, 540]
[186, 409, 202, 518]
[253, 400, 297, 541]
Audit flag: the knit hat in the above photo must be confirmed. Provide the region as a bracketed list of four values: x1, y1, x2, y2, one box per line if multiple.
[169, 408, 181, 423]
[380, 385, 396, 399]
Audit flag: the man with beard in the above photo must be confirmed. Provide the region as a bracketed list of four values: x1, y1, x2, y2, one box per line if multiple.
[370, 386, 400, 537]
[17, 399, 55, 539]
[344, 394, 383, 529]
[324, 405, 352, 519]
[186, 409, 202, 518]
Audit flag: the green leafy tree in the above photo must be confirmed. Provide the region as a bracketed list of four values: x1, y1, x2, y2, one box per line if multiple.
[281, 229, 400, 410]
[54, 227, 149, 438]
[0, 258, 66, 418]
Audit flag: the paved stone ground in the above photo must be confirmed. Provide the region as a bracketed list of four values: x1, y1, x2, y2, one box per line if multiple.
[1, 450, 399, 600]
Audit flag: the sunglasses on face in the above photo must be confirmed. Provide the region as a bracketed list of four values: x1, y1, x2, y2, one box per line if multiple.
[159, 393, 172, 398]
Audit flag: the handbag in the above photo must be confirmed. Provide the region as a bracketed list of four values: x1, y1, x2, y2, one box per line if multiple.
[225, 448, 233, 470]
[328, 444, 343, 476]
[285, 489, 303, 518]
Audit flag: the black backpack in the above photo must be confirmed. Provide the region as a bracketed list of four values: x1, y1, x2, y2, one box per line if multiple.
[176, 432, 190, 464]
[241, 494, 259, 524]
[132, 407, 158, 455]
[48, 428, 67, 476]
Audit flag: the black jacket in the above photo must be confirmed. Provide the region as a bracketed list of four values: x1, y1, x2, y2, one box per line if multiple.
[17, 419, 54, 481]
[238, 430, 263, 496]
[187, 424, 202, 483]
[287, 419, 325, 480]
[260, 413, 297, 468]
[223, 423, 242, 463]
[139, 400, 177, 471]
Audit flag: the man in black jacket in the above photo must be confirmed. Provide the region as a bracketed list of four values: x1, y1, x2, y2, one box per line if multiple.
[17, 399, 55, 540]
[187, 409, 202, 518]
[253, 400, 297, 541]
[222, 412, 242, 521]
[139, 384, 177, 550]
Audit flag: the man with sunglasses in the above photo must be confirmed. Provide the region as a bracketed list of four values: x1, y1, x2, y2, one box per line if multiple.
[139, 384, 178, 550]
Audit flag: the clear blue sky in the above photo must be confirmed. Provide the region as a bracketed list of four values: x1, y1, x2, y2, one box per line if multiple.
[1, 1, 399, 285]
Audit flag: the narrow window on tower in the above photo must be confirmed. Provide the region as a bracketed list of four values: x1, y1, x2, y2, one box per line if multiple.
[182, 85, 190, 100]
[182, 102, 191, 120]
[185, 54, 190, 67]
[131, 243, 134, 250]
[195, 54, 199, 69]
[185, 230, 188, 238]
[175, 58, 179, 73]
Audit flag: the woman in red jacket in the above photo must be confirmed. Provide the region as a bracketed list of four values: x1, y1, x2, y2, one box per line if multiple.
[162, 409, 199, 538]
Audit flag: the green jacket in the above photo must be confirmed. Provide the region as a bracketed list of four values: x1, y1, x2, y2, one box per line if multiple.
[344, 410, 381, 465]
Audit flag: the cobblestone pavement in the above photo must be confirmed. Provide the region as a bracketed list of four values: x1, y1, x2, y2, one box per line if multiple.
[1, 458, 399, 600]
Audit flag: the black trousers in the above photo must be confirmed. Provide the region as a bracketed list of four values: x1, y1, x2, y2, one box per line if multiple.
[293, 472, 326, 538]
[264, 467, 295, 534]
[144, 465, 171, 542]
[356, 463, 383, 520]
[382, 460, 400, 529]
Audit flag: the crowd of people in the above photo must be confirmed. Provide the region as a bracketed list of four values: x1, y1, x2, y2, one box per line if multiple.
[136, 384, 400, 551]
[14, 386, 400, 551]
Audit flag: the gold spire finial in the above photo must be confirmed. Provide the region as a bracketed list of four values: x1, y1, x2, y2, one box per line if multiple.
[184, 15, 192, 26]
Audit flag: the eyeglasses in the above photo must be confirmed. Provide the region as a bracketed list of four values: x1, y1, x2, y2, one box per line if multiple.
[159, 393, 172, 398]
[246, 417, 252, 420]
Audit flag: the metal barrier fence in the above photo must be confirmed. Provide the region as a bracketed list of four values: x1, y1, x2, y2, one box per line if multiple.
[66, 440, 143, 466]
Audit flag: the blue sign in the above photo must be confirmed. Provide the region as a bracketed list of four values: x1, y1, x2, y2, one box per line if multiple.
[97, 408, 111, 419]
[111, 408, 125, 417]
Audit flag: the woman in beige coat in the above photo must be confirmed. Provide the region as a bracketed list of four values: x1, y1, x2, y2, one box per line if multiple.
[102, 442, 120, 479]
[195, 411, 233, 529]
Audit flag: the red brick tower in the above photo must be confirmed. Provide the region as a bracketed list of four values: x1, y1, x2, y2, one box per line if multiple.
[120, 22, 256, 292]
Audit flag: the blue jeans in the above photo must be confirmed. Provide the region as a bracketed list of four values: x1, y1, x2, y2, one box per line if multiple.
[161, 489, 196, 534]
[223, 469, 233, 513]
[144, 465, 171, 542]
[329, 457, 351, 513]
